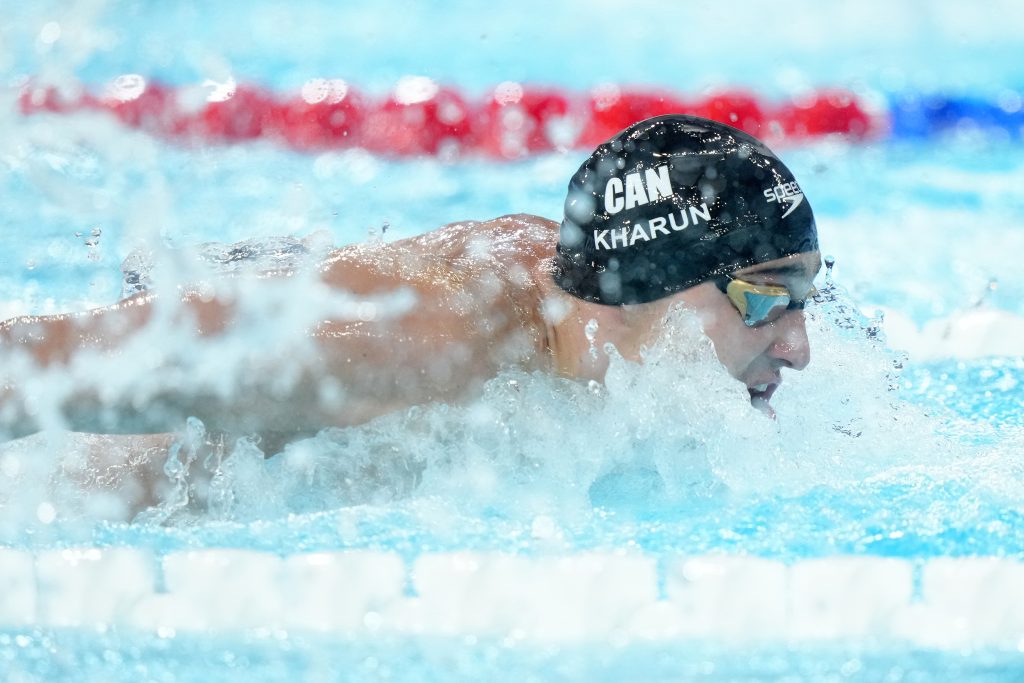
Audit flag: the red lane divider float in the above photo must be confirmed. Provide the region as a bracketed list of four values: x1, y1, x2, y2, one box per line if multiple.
[18, 75, 882, 158]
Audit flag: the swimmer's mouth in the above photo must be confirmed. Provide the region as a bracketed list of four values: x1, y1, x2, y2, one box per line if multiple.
[748, 381, 780, 418]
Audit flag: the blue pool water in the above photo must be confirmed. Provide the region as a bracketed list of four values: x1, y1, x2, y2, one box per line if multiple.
[3, 1, 1024, 681]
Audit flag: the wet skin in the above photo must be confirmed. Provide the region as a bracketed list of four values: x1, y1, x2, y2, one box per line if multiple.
[539, 251, 820, 415]
[669, 253, 821, 416]
[1, 215, 819, 437]
[0, 215, 819, 511]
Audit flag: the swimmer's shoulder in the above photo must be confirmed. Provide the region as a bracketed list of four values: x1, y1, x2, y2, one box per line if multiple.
[408, 213, 557, 257]
[468, 214, 560, 274]
[319, 214, 558, 293]
[382, 214, 559, 277]
[482, 213, 560, 251]
[445, 214, 559, 282]
[324, 214, 555, 258]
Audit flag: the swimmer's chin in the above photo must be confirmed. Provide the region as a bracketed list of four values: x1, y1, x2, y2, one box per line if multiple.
[748, 383, 779, 419]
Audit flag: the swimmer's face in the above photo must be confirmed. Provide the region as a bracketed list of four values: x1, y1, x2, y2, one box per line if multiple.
[672, 251, 822, 412]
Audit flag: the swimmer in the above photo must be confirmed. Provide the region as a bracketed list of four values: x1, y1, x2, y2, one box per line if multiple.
[0, 114, 819, 506]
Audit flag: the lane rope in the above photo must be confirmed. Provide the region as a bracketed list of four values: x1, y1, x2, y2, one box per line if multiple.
[16, 76, 1023, 156]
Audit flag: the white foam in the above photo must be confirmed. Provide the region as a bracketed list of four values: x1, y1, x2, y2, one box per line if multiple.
[3, 295, 1002, 525]
[883, 307, 1024, 360]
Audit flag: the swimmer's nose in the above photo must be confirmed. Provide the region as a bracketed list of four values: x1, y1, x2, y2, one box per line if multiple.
[770, 310, 811, 371]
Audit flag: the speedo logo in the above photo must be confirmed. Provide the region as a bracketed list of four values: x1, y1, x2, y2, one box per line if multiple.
[763, 181, 804, 219]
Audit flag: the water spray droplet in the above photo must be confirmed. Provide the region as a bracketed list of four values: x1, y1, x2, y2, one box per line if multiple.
[585, 318, 599, 360]
[973, 277, 1000, 308]
[39, 22, 61, 47]
[530, 514, 559, 540]
[202, 436, 225, 472]
[36, 502, 56, 524]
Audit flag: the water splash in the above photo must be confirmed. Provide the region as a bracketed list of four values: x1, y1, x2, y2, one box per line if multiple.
[120, 232, 333, 297]
[150, 293, 1010, 524]
[2, 264, 1022, 538]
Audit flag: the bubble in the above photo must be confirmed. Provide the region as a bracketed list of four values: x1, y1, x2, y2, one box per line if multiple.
[202, 76, 237, 103]
[39, 22, 61, 45]
[1, 454, 21, 478]
[36, 502, 56, 524]
[300, 78, 329, 104]
[106, 74, 146, 102]
[494, 81, 524, 106]
[393, 76, 438, 105]
[585, 318, 599, 360]
[363, 611, 382, 631]
[356, 302, 377, 321]
[530, 514, 560, 540]
[564, 191, 596, 226]
[997, 89, 1022, 114]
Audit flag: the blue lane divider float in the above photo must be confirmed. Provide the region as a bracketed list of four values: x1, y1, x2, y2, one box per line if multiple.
[889, 93, 1024, 139]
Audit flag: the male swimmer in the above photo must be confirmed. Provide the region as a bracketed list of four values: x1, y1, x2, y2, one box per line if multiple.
[0, 114, 820, 463]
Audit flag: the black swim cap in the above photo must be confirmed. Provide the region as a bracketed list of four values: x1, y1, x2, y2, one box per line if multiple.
[554, 114, 818, 305]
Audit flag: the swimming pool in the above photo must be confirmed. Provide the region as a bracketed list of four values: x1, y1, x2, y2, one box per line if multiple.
[3, 1, 1024, 680]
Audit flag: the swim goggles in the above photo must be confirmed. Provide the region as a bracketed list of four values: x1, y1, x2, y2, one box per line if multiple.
[715, 276, 816, 327]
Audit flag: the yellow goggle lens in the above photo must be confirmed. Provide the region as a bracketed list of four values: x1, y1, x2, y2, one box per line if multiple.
[725, 279, 815, 327]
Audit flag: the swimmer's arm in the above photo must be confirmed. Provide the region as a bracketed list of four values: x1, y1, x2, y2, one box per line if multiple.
[0, 227, 541, 443]
[0, 290, 231, 367]
[0, 291, 236, 439]
[0, 261, 437, 442]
